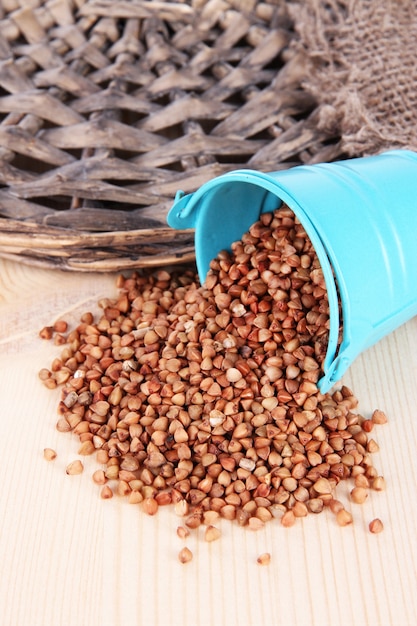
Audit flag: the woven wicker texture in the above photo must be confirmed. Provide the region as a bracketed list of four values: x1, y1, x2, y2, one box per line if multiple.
[291, 0, 417, 156]
[0, 0, 328, 271]
[2, 0, 412, 272]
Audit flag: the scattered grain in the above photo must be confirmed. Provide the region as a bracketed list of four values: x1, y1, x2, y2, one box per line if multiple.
[66, 459, 83, 475]
[336, 509, 353, 527]
[174, 499, 189, 517]
[328, 499, 344, 514]
[54, 320, 68, 334]
[203, 510, 219, 525]
[313, 477, 333, 495]
[100, 485, 113, 499]
[369, 518, 384, 534]
[257, 552, 271, 566]
[40, 205, 387, 548]
[39, 326, 53, 340]
[78, 440, 95, 456]
[354, 474, 370, 489]
[371, 410, 388, 425]
[248, 517, 265, 531]
[128, 491, 143, 505]
[281, 510, 296, 527]
[362, 420, 374, 433]
[372, 476, 386, 491]
[307, 498, 324, 514]
[367, 439, 380, 454]
[43, 448, 57, 461]
[205, 525, 222, 542]
[177, 526, 190, 539]
[178, 547, 193, 563]
[350, 487, 368, 504]
[92, 469, 107, 485]
[143, 498, 159, 516]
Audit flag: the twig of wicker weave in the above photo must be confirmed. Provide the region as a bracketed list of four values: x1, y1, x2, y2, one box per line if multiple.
[0, 0, 333, 271]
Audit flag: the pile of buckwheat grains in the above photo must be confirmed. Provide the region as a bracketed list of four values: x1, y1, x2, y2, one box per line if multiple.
[40, 205, 387, 563]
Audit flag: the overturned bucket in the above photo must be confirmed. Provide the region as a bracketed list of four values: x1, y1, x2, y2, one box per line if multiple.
[167, 150, 417, 393]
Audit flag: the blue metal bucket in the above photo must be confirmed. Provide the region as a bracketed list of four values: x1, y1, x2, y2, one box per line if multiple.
[168, 150, 417, 392]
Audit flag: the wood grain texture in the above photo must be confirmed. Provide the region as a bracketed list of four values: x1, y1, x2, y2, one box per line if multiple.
[1, 258, 417, 626]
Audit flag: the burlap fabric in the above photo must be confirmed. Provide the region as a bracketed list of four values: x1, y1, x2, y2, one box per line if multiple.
[290, 0, 417, 156]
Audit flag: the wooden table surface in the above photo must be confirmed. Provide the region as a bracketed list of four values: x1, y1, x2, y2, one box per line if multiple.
[1, 257, 417, 626]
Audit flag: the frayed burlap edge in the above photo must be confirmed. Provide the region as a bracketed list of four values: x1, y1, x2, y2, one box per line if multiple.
[289, 0, 417, 156]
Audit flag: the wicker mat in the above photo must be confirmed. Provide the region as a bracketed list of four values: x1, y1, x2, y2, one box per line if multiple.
[0, 0, 414, 271]
[290, 0, 417, 156]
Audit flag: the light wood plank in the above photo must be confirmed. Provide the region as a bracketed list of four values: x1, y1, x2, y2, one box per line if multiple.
[1, 258, 417, 626]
